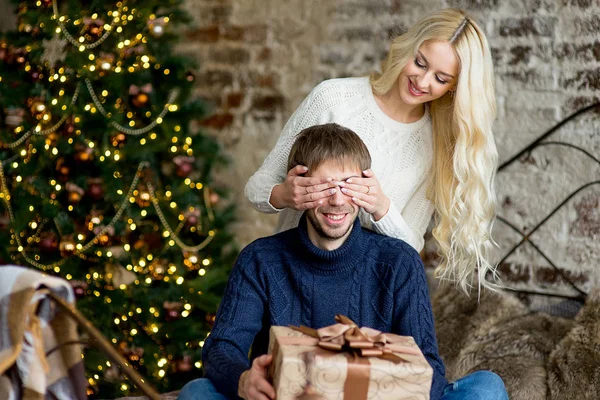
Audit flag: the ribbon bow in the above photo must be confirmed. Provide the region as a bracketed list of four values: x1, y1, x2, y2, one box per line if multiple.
[291, 314, 421, 363]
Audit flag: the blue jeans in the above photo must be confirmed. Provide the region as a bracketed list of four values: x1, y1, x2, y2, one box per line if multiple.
[178, 370, 508, 400]
[442, 371, 508, 400]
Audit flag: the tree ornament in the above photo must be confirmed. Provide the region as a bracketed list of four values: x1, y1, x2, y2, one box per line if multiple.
[163, 301, 183, 321]
[28, 97, 47, 119]
[4, 107, 25, 129]
[93, 225, 114, 246]
[205, 312, 216, 328]
[39, 231, 59, 253]
[66, 182, 85, 204]
[56, 158, 70, 178]
[209, 191, 220, 205]
[96, 52, 114, 72]
[136, 185, 151, 208]
[0, 44, 7, 62]
[184, 208, 200, 227]
[149, 259, 168, 280]
[176, 355, 193, 372]
[18, 22, 33, 33]
[30, 70, 41, 82]
[87, 178, 104, 200]
[83, 16, 105, 38]
[147, 17, 167, 38]
[0, 212, 9, 230]
[59, 236, 76, 256]
[75, 145, 94, 162]
[63, 119, 75, 137]
[186, 71, 195, 82]
[104, 364, 121, 382]
[129, 84, 152, 108]
[70, 280, 88, 299]
[41, 34, 67, 68]
[106, 263, 136, 287]
[174, 156, 195, 178]
[111, 133, 126, 147]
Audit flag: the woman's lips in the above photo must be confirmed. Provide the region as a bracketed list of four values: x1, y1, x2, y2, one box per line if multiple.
[408, 79, 427, 96]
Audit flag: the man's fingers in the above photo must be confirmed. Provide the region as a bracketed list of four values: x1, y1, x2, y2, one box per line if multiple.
[253, 354, 273, 369]
[247, 386, 273, 400]
[255, 378, 276, 399]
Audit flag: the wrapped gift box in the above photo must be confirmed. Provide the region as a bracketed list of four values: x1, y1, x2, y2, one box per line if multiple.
[268, 315, 433, 400]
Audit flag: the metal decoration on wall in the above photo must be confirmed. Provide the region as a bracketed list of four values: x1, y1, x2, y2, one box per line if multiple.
[496, 102, 600, 303]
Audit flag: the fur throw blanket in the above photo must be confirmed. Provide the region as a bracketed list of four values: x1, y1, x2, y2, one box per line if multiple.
[432, 286, 600, 400]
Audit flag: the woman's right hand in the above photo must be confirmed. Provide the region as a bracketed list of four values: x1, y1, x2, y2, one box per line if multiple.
[269, 165, 337, 210]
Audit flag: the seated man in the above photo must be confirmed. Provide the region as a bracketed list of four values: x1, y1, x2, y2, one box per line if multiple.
[178, 123, 508, 400]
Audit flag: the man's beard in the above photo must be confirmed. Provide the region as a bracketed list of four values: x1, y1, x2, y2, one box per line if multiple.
[306, 208, 356, 240]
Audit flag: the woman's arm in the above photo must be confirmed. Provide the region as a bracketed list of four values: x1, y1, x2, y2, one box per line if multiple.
[349, 171, 435, 252]
[244, 83, 332, 213]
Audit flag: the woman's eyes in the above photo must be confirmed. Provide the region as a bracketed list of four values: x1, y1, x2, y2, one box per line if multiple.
[414, 58, 448, 85]
[414, 58, 425, 68]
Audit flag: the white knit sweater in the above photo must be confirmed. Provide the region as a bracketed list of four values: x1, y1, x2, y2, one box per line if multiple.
[244, 76, 435, 251]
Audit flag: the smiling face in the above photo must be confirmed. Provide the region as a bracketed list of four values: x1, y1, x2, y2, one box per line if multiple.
[305, 160, 361, 251]
[396, 40, 460, 106]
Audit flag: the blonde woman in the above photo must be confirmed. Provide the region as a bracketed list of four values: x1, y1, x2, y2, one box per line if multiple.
[245, 9, 498, 294]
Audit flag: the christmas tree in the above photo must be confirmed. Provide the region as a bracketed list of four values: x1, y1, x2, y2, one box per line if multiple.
[0, 0, 237, 397]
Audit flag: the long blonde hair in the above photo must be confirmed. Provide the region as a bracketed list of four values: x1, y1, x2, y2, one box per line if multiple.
[370, 9, 499, 294]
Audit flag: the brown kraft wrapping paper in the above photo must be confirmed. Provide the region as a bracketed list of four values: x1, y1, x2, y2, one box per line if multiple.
[267, 315, 433, 400]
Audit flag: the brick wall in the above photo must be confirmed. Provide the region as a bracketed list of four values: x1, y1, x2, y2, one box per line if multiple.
[1, 0, 595, 297]
[181, 0, 600, 299]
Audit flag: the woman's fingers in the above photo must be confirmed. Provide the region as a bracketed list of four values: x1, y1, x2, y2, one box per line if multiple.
[305, 181, 337, 194]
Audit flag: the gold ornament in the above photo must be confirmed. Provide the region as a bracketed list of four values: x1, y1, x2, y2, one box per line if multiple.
[106, 263, 136, 287]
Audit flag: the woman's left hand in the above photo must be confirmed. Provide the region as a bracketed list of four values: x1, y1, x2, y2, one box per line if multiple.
[337, 169, 390, 221]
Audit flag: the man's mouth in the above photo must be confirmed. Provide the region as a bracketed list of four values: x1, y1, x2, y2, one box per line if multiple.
[323, 213, 348, 224]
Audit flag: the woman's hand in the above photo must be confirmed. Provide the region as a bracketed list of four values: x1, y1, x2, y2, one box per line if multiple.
[338, 169, 390, 221]
[269, 165, 337, 211]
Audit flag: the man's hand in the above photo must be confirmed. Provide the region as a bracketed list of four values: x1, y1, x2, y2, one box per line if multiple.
[238, 354, 276, 400]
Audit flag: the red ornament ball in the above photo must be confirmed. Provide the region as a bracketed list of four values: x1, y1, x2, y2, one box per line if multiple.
[176, 162, 193, 178]
[87, 180, 104, 200]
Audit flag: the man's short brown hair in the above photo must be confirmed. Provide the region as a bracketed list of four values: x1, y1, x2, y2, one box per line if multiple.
[287, 123, 372, 173]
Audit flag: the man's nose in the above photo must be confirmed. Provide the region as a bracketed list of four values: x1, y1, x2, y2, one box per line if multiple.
[329, 187, 345, 205]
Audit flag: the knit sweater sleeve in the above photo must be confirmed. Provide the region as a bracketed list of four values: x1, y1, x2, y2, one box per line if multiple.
[202, 246, 267, 398]
[369, 171, 435, 252]
[392, 248, 446, 400]
[244, 82, 332, 213]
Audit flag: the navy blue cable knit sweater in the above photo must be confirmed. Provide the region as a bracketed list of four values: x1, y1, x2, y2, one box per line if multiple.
[202, 215, 446, 399]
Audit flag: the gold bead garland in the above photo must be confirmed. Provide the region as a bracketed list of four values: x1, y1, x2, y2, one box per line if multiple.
[52, 0, 122, 50]
[147, 181, 215, 252]
[4, 85, 81, 149]
[85, 78, 179, 136]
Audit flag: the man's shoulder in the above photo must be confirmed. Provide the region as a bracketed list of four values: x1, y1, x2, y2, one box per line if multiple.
[238, 229, 295, 260]
[362, 228, 422, 265]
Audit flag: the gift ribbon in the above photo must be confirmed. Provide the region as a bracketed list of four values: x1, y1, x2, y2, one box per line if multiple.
[275, 314, 423, 400]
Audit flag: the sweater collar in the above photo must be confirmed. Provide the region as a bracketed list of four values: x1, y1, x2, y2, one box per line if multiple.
[296, 213, 365, 272]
